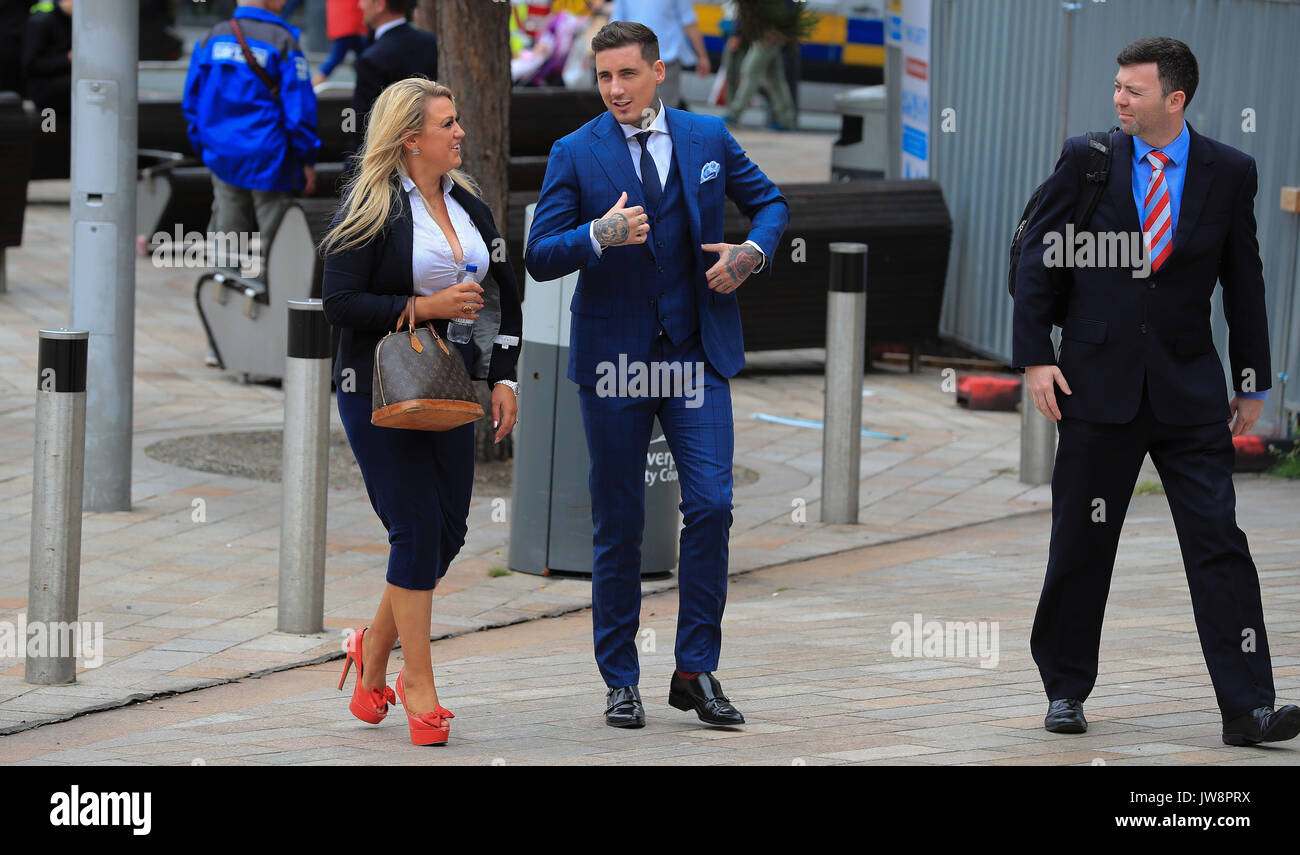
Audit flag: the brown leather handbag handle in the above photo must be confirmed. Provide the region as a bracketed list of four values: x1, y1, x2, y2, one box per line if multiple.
[400, 295, 449, 355]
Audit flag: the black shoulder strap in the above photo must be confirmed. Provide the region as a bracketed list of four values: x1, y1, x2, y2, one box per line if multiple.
[230, 18, 280, 100]
[1072, 126, 1119, 229]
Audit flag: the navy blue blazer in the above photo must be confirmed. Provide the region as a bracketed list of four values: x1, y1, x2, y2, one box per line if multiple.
[321, 177, 522, 395]
[1012, 125, 1271, 425]
[353, 21, 438, 130]
[524, 107, 789, 385]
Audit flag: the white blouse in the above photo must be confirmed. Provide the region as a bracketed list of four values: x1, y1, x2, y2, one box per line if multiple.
[401, 172, 490, 297]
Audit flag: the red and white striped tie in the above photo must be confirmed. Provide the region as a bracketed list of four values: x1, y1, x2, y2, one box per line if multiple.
[1142, 150, 1174, 272]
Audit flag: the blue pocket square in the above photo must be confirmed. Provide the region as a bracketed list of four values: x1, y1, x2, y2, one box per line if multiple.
[700, 161, 720, 183]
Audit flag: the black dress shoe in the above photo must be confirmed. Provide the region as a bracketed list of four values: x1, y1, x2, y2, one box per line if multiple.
[1222, 704, 1300, 746]
[605, 685, 645, 728]
[668, 672, 745, 726]
[1044, 698, 1087, 734]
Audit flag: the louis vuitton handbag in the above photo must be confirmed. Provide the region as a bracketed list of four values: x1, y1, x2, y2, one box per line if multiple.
[371, 297, 484, 430]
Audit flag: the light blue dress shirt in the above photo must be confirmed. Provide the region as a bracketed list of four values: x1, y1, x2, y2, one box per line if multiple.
[1131, 121, 1189, 245]
[611, 0, 698, 65]
[1132, 123, 1265, 399]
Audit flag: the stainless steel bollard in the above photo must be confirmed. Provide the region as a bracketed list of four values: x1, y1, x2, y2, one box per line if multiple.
[278, 300, 331, 634]
[1019, 380, 1056, 484]
[821, 242, 868, 524]
[27, 329, 89, 685]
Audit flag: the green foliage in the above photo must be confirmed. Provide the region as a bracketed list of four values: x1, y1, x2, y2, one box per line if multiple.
[488, 566, 511, 577]
[736, 0, 820, 43]
[1133, 480, 1165, 495]
[1266, 443, 1300, 479]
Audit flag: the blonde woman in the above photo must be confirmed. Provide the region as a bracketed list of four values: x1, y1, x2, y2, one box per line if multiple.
[321, 77, 521, 746]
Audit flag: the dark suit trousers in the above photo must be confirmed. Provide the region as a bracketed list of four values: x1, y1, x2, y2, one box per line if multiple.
[1030, 384, 1275, 721]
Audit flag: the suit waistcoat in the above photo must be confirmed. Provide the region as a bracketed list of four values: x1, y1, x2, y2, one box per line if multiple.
[645, 155, 700, 345]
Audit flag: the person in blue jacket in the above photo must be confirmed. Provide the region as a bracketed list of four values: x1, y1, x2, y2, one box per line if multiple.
[182, 0, 321, 278]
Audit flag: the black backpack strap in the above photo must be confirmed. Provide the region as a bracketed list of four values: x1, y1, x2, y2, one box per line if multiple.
[1072, 126, 1119, 229]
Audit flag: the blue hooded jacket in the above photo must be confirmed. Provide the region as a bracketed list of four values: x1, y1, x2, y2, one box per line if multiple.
[181, 6, 321, 192]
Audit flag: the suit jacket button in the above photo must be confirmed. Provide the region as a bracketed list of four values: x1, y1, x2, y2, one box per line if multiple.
[657, 266, 664, 273]
[657, 242, 664, 248]
[1139, 323, 1148, 333]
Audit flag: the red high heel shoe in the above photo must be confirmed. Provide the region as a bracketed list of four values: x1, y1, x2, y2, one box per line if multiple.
[338, 627, 396, 724]
[395, 668, 454, 746]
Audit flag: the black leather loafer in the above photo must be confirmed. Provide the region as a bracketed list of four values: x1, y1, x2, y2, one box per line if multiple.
[1222, 704, 1300, 746]
[1044, 698, 1087, 734]
[668, 672, 745, 726]
[605, 685, 645, 728]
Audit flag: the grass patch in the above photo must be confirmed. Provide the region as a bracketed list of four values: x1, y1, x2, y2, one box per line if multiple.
[488, 566, 511, 577]
[1133, 480, 1165, 495]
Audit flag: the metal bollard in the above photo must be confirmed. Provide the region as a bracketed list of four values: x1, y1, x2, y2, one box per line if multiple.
[27, 329, 89, 684]
[1019, 381, 1056, 484]
[821, 242, 868, 524]
[278, 300, 331, 634]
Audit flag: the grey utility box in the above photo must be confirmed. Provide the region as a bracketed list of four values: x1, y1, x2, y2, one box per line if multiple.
[831, 85, 887, 181]
[509, 204, 680, 577]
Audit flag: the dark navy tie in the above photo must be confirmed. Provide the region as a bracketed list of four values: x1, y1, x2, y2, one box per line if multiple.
[635, 130, 663, 212]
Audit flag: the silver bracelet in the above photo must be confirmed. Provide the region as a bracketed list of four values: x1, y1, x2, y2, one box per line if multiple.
[494, 379, 520, 397]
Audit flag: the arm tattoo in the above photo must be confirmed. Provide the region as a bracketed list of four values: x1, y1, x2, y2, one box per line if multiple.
[594, 213, 630, 247]
[724, 244, 761, 283]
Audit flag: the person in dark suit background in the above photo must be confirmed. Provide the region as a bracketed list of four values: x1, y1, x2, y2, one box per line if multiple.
[0, 0, 31, 96]
[525, 22, 788, 730]
[21, 0, 71, 120]
[1013, 37, 1298, 746]
[321, 77, 521, 746]
[353, 0, 437, 137]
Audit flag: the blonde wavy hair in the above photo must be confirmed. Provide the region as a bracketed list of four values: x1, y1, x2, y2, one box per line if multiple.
[320, 77, 481, 256]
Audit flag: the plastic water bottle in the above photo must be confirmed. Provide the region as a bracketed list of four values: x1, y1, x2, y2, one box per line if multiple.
[447, 262, 478, 344]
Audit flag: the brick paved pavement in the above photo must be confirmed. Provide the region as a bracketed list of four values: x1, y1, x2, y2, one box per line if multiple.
[0, 477, 1295, 765]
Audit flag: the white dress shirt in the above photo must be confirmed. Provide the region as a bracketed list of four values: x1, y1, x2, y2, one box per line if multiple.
[588, 101, 767, 272]
[401, 172, 520, 351]
[402, 172, 489, 296]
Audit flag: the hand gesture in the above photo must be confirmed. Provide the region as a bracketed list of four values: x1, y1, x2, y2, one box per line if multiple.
[701, 242, 762, 293]
[593, 191, 649, 248]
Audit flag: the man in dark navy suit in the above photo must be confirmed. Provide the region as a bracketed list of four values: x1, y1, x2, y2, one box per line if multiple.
[1013, 37, 1297, 746]
[353, 0, 437, 133]
[526, 21, 787, 729]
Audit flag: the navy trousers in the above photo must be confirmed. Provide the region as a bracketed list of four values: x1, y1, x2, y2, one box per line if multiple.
[578, 333, 735, 689]
[1031, 384, 1275, 721]
[336, 339, 476, 590]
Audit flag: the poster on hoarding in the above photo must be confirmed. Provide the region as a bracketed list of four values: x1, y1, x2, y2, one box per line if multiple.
[900, 0, 931, 178]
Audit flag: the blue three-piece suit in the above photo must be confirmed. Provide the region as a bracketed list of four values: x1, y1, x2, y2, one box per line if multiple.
[526, 107, 788, 688]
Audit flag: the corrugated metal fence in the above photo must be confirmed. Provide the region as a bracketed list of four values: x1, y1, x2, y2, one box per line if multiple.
[930, 0, 1300, 431]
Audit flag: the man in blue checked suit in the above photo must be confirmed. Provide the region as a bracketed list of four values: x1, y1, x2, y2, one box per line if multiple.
[525, 20, 788, 729]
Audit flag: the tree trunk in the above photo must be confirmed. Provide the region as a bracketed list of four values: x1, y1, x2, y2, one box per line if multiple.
[415, 0, 511, 229]
[414, 0, 513, 462]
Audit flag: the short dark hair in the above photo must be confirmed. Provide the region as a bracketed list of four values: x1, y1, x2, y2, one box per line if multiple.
[590, 21, 660, 66]
[1117, 37, 1199, 108]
